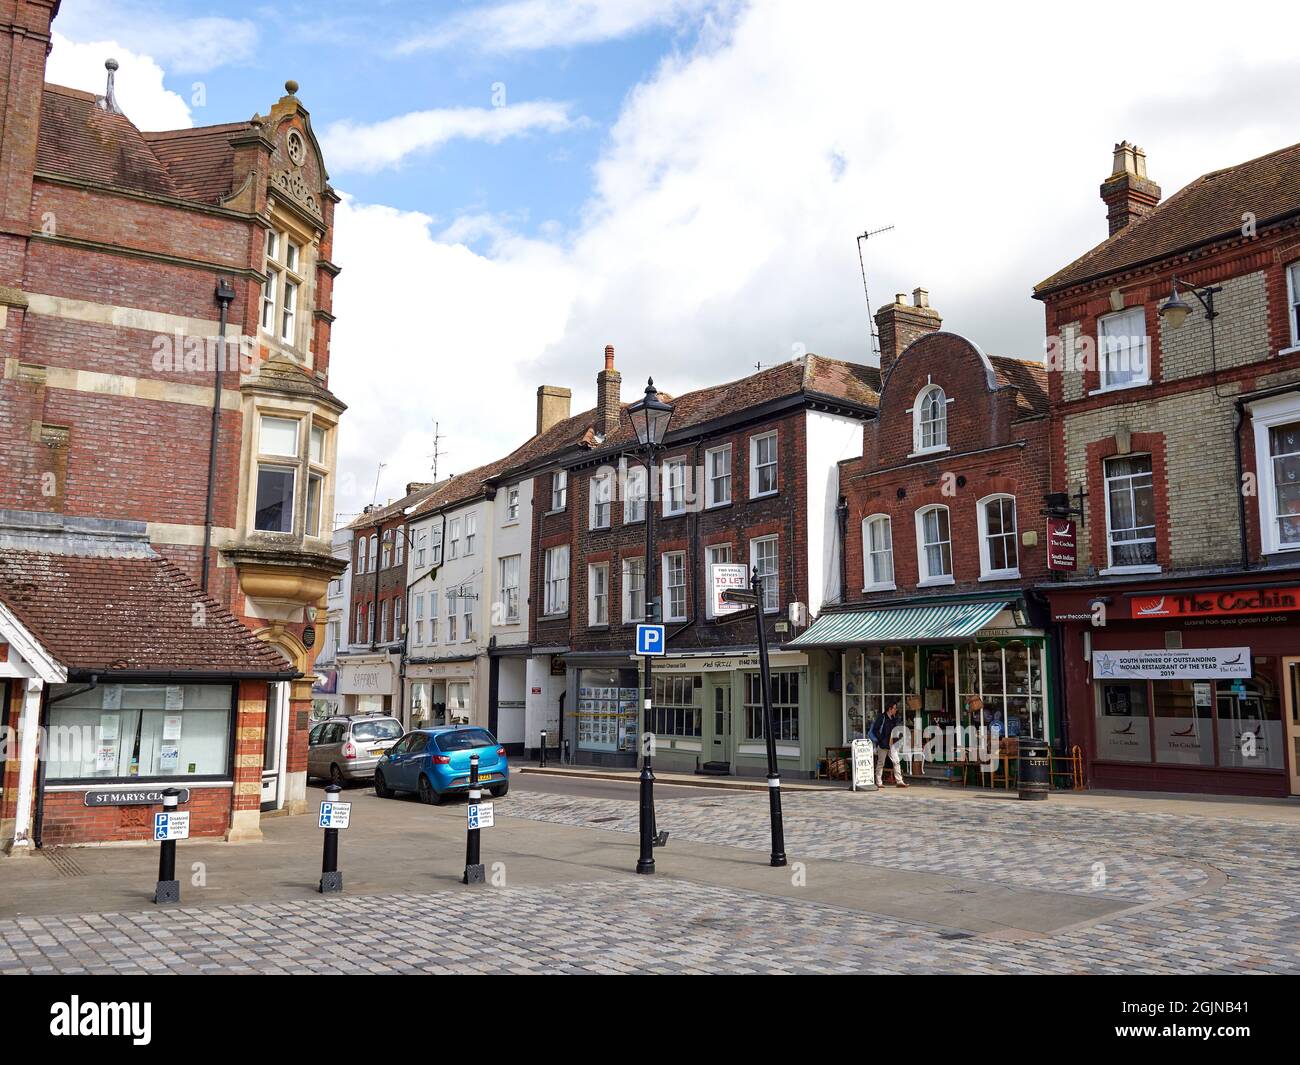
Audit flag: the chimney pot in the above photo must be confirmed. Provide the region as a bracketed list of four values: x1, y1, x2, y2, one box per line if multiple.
[604, 344, 615, 370]
[596, 347, 622, 436]
[912, 287, 929, 309]
[875, 288, 942, 379]
[1101, 140, 1160, 236]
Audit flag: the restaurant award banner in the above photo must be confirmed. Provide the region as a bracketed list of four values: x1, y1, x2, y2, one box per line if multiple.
[1092, 647, 1251, 680]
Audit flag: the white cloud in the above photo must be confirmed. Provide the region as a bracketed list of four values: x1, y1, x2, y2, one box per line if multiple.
[322, 101, 577, 173]
[51, 5, 257, 74]
[396, 0, 721, 55]
[46, 32, 192, 131]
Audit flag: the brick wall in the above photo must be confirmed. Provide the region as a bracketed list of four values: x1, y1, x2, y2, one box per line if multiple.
[39, 785, 233, 845]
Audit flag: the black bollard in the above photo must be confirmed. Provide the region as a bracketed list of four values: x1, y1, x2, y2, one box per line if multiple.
[462, 753, 485, 885]
[319, 783, 344, 893]
[153, 787, 181, 905]
[539, 729, 548, 768]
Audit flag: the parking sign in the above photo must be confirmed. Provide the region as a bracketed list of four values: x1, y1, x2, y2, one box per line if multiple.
[318, 801, 352, 829]
[153, 811, 190, 841]
[467, 802, 495, 829]
[635, 623, 665, 656]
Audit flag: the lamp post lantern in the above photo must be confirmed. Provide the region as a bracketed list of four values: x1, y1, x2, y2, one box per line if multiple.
[626, 377, 674, 875]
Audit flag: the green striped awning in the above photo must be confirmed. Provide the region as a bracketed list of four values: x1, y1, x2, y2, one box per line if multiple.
[790, 601, 1008, 647]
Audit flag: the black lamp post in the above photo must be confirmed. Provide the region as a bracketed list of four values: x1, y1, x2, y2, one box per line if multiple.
[626, 377, 674, 875]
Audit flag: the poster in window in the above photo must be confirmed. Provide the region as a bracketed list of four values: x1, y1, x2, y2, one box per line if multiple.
[165, 686, 184, 711]
[1104, 686, 1132, 716]
[102, 685, 122, 710]
[160, 745, 180, 772]
[162, 714, 183, 741]
[95, 745, 115, 772]
[99, 714, 119, 741]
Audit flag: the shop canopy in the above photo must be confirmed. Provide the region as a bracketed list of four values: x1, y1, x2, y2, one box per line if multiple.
[790, 600, 1008, 647]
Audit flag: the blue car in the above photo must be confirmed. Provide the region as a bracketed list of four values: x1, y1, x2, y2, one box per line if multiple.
[373, 726, 509, 804]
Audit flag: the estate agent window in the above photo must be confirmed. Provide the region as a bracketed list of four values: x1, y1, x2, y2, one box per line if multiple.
[704, 543, 732, 618]
[744, 670, 799, 742]
[1104, 454, 1157, 569]
[1097, 306, 1149, 390]
[45, 683, 233, 782]
[862, 514, 894, 590]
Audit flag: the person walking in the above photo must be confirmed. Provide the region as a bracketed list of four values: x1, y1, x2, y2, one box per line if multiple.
[870, 701, 909, 789]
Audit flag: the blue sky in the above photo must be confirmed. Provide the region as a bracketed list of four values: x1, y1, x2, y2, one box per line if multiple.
[47, 0, 1300, 519]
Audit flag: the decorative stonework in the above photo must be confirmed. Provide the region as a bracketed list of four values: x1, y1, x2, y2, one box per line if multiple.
[270, 167, 322, 223]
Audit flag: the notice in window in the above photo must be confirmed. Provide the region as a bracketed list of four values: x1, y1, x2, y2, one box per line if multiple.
[165, 686, 184, 711]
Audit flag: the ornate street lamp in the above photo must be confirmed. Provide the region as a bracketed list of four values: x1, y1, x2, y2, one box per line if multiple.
[625, 378, 674, 875]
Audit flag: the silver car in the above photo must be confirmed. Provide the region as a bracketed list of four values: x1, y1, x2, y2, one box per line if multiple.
[308, 715, 404, 786]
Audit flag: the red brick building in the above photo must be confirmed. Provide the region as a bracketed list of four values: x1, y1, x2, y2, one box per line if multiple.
[792, 291, 1055, 774]
[0, 1, 346, 849]
[527, 346, 879, 777]
[1037, 140, 1300, 796]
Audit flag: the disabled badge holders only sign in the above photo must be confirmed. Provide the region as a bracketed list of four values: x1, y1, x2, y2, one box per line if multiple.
[636, 623, 665, 656]
[153, 811, 190, 841]
[467, 802, 495, 829]
[318, 800, 352, 829]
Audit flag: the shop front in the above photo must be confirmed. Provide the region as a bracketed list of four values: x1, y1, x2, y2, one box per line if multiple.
[405, 656, 478, 730]
[336, 652, 400, 718]
[1048, 576, 1300, 797]
[792, 597, 1056, 780]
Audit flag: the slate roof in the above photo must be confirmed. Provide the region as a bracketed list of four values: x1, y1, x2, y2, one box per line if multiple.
[0, 550, 293, 676]
[1035, 140, 1300, 295]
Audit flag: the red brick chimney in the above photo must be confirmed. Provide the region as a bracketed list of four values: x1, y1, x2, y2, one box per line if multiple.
[596, 344, 621, 437]
[875, 288, 942, 378]
[1100, 141, 1161, 236]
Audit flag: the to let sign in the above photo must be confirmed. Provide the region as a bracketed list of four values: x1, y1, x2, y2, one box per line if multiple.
[1046, 519, 1077, 571]
[710, 563, 750, 616]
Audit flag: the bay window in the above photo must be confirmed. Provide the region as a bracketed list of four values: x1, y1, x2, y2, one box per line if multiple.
[261, 228, 307, 351]
[253, 413, 330, 537]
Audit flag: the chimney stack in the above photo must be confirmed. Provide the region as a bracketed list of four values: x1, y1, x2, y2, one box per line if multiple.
[1100, 141, 1161, 236]
[875, 289, 942, 378]
[596, 344, 621, 437]
[536, 384, 572, 436]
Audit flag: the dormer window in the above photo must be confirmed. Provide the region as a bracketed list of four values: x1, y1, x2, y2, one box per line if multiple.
[913, 384, 948, 453]
[261, 228, 305, 349]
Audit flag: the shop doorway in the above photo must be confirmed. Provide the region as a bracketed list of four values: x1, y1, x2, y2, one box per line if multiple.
[1285, 658, 1300, 795]
[260, 680, 290, 812]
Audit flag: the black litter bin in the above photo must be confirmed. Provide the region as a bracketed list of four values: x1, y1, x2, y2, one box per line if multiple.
[1017, 737, 1050, 800]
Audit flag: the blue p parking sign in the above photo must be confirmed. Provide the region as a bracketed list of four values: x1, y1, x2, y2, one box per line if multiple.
[635, 623, 665, 656]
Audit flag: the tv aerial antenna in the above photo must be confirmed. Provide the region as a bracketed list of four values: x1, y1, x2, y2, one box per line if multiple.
[856, 224, 895, 359]
[429, 420, 449, 482]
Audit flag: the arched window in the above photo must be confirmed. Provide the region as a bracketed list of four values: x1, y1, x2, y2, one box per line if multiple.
[977, 494, 1019, 577]
[915, 505, 953, 584]
[914, 385, 948, 452]
[862, 514, 894, 590]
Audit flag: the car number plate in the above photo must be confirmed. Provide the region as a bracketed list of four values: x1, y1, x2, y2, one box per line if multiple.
[370, 748, 386, 756]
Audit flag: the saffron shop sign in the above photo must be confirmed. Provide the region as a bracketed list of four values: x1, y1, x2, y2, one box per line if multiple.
[1129, 586, 1300, 619]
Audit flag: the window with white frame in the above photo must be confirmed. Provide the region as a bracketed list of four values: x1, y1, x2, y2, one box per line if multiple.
[744, 670, 799, 741]
[380, 600, 390, 643]
[428, 591, 439, 644]
[705, 445, 731, 507]
[589, 471, 612, 529]
[394, 526, 404, 567]
[1251, 399, 1300, 554]
[551, 470, 567, 511]
[306, 425, 328, 538]
[415, 530, 427, 569]
[462, 588, 474, 641]
[663, 551, 687, 622]
[254, 415, 299, 533]
[544, 545, 569, 615]
[588, 562, 609, 626]
[916, 505, 953, 583]
[1097, 306, 1149, 390]
[413, 592, 425, 644]
[430, 524, 443, 566]
[750, 535, 779, 613]
[366, 603, 374, 644]
[978, 495, 1019, 577]
[663, 458, 687, 516]
[367, 535, 377, 573]
[623, 465, 646, 523]
[354, 607, 364, 645]
[750, 433, 777, 497]
[498, 555, 521, 623]
[622, 557, 645, 622]
[447, 591, 458, 642]
[260, 228, 305, 349]
[464, 512, 477, 555]
[448, 517, 461, 559]
[505, 485, 520, 523]
[381, 531, 393, 569]
[355, 536, 366, 575]
[705, 543, 732, 618]
[1104, 455, 1157, 568]
[394, 597, 403, 641]
[1288, 262, 1300, 348]
[862, 514, 894, 590]
[914, 385, 948, 452]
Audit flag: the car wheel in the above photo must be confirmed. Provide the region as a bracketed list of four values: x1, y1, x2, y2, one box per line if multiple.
[490, 783, 509, 798]
[329, 764, 346, 788]
[418, 774, 442, 805]
[374, 770, 391, 798]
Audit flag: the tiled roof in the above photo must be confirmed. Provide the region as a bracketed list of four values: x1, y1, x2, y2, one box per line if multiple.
[989, 356, 1049, 414]
[36, 86, 177, 195]
[1035, 141, 1300, 295]
[142, 123, 248, 204]
[345, 483, 444, 531]
[0, 550, 292, 676]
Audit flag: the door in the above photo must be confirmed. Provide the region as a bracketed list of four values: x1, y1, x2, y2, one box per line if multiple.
[1285, 658, 1300, 795]
[261, 681, 290, 811]
[711, 683, 732, 764]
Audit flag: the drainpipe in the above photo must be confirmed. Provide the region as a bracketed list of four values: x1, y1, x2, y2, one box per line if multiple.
[201, 279, 236, 593]
[835, 494, 849, 605]
[1232, 399, 1250, 572]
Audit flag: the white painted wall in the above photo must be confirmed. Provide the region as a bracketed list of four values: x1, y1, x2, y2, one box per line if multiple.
[804, 410, 866, 617]
[489, 478, 532, 647]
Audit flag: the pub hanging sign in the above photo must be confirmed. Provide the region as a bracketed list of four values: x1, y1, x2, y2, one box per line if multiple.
[1046, 519, 1077, 572]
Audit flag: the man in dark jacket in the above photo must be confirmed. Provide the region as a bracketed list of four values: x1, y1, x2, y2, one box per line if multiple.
[870, 701, 909, 788]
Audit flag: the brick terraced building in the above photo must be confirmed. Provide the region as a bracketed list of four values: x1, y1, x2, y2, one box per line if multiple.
[0, 1, 347, 848]
[1036, 140, 1300, 796]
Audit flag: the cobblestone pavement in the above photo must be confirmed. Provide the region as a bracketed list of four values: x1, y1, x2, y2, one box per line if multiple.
[1, 788, 1297, 974]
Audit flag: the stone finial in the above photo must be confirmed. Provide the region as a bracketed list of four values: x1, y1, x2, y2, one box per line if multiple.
[285, 79, 299, 96]
[101, 57, 122, 114]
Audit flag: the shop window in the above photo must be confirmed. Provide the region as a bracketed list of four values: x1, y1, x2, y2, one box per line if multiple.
[915, 505, 953, 584]
[623, 465, 647, 523]
[1095, 681, 1152, 763]
[862, 514, 894, 590]
[1152, 680, 1215, 766]
[44, 683, 233, 782]
[576, 668, 639, 752]
[744, 671, 799, 742]
[959, 641, 1045, 740]
[843, 647, 918, 741]
[651, 675, 702, 737]
[1097, 306, 1149, 390]
[977, 495, 1019, 578]
[1104, 454, 1157, 569]
[447, 682, 470, 724]
[1216, 680, 1284, 770]
[913, 385, 948, 452]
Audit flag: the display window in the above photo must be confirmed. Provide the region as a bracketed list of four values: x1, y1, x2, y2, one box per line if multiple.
[576, 668, 639, 752]
[46, 683, 234, 782]
[842, 647, 918, 740]
[651, 674, 702, 737]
